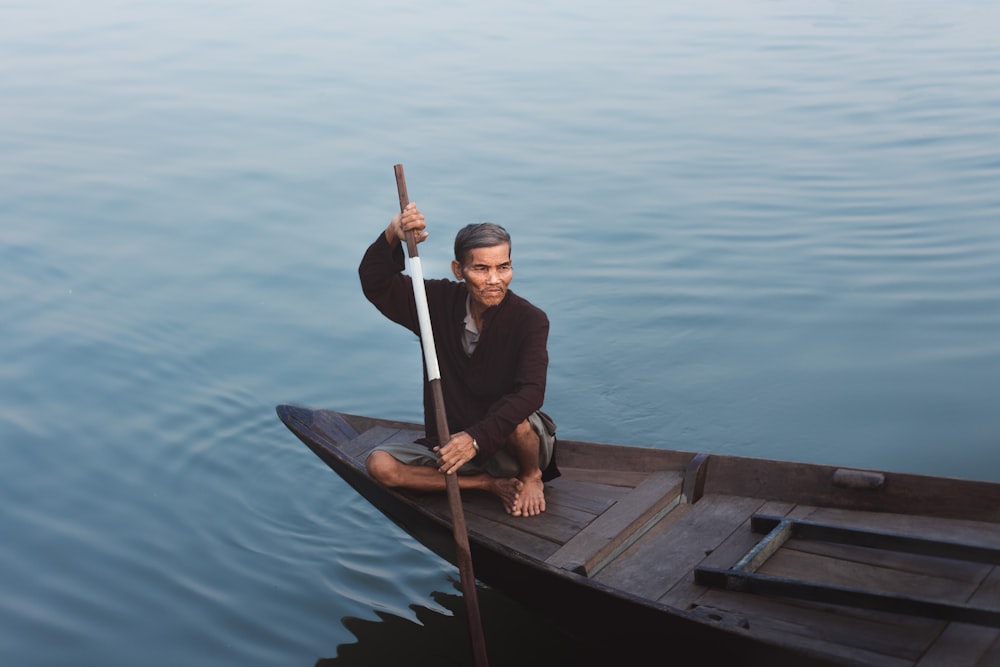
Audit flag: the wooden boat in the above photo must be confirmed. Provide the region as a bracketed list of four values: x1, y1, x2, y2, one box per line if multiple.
[276, 404, 1000, 666]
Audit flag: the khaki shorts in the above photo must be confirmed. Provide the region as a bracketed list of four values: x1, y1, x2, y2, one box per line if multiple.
[370, 411, 556, 478]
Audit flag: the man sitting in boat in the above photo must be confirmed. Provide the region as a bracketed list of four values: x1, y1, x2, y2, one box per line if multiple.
[359, 203, 559, 517]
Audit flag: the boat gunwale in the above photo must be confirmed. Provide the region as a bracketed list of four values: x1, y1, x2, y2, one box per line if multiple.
[324, 407, 1000, 525]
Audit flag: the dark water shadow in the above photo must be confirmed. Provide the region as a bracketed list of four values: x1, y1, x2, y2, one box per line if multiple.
[316, 584, 600, 667]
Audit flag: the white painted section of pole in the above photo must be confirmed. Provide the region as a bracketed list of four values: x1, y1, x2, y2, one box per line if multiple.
[406, 256, 442, 381]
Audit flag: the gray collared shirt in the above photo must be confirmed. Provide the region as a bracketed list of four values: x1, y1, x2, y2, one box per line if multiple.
[462, 295, 480, 356]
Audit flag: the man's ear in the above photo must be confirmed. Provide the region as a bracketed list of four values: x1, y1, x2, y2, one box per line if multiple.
[451, 260, 464, 281]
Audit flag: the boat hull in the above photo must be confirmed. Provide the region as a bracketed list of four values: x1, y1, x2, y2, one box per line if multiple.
[277, 404, 1000, 666]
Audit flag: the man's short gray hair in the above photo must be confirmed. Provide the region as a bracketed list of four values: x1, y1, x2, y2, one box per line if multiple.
[453, 222, 511, 265]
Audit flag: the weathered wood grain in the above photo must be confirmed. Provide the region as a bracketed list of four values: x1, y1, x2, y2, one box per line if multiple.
[545, 470, 684, 575]
[696, 587, 936, 665]
[915, 567, 1000, 666]
[593, 493, 765, 598]
[704, 456, 1000, 523]
[542, 476, 630, 514]
[555, 438, 693, 473]
[659, 500, 800, 610]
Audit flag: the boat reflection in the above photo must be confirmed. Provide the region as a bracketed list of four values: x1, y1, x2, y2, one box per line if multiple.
[316, 585, 588, 666]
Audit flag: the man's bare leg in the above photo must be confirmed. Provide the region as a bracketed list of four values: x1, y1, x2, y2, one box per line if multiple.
[506, 419, 546, 517]
[366, 450, 522, 514]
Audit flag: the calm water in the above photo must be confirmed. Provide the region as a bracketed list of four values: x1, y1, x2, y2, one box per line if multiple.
[3, 1, 1000, 664]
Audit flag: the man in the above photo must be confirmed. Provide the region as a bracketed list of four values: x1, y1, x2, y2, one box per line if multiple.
[359, 202, 558, 517]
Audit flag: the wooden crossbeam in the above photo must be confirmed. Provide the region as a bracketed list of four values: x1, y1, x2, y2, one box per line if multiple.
[694, 566, 1000, 627]
[750, 514, 1000, 565]
[693, 513, 1000, 627]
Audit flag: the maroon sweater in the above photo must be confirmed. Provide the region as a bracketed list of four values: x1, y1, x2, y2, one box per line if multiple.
[359, 233, 549, 460]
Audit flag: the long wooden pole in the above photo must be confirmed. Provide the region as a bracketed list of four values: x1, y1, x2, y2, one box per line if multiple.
[394, 163, 489, 667]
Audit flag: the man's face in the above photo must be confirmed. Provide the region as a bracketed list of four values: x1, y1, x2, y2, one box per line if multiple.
[452, 243, 513, 311]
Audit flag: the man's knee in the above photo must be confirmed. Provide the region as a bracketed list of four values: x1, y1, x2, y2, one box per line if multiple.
[366, 450, 401, 485]
[508, 418, 538, 446]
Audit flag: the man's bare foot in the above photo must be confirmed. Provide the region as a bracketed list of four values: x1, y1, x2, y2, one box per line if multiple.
[488, 477, 523, 514]
[511, 472, 545, 517]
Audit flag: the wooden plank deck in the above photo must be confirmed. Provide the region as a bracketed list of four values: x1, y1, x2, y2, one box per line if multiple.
[546, 470, 684, 575]
[421, 469, 639, 547]
[592, 493, 768, 598]
[697, 588, 933, 666]
[916, 566, 1000, 666]
[651, 496, 1000, 666]
[659, 499, 949, 665]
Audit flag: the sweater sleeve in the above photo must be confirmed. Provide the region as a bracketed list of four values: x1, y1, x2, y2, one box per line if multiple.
[358, 233, 420, 335]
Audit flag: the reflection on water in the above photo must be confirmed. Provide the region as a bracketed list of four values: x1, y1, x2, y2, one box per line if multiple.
[319, 586, 584, 667]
